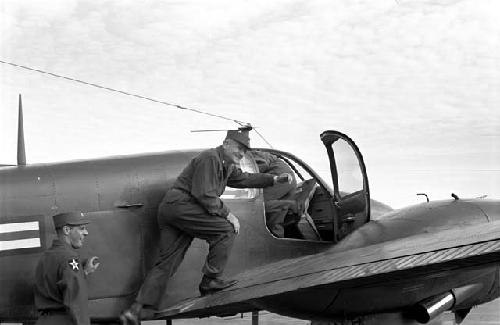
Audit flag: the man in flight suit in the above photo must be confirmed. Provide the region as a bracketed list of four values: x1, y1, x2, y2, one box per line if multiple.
[253, 150, 298, 237]
[120, 129, 291, 325]
[34, 212, 100, 325]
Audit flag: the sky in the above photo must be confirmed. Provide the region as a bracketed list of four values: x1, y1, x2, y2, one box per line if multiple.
[1, 0, 499, 209]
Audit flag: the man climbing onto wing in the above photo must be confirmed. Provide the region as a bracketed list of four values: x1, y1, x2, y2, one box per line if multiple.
[120, 129, 291, 325]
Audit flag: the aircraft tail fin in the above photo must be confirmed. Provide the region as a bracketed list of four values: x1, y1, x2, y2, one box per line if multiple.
[17, 94, 26, 166]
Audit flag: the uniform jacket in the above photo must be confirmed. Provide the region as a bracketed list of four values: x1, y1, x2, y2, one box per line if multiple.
[253, 150, 297, 200]
[34, 239, 90, 325]
[169, 146, 274, 217]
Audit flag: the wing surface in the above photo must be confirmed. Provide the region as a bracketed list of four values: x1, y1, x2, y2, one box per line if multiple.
[156, 221, 500, 319]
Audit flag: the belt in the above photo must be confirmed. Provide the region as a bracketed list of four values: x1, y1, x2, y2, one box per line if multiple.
[39, 308, 66, 316]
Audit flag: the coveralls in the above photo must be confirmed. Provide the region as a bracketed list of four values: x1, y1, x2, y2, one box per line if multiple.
[136, 146, 274, 308]
[253, 151, 298, 237]
[34, 239, 90, 325]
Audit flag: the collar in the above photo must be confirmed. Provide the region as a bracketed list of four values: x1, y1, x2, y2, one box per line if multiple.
[216, 145, 236, 175]
[51, 238, 76, 252]
[216, 145, 228, 167]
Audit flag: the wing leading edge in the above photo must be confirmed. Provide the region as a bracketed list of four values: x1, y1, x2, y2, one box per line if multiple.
[156, 221, 500, 319]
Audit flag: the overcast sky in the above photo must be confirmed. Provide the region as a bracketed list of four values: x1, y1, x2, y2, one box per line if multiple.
[1, 0, 499, 208]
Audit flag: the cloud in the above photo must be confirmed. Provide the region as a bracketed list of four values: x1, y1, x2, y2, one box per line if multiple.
[1, 0, 499, 206]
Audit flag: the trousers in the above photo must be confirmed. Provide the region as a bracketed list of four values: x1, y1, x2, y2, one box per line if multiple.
[265, 199, 296, 237]
[136, 191, 236, 308]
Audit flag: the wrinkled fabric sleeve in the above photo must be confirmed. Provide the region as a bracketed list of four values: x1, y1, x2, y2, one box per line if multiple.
[227, 167, 274, 188]
[254, 154, 271, 173]
[57, 261, 89, 325]
[191, 155, 230, 217]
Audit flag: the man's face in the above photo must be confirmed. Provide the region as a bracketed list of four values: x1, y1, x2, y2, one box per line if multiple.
[223, 139, 247, 164]
[65, 225, 89, 249]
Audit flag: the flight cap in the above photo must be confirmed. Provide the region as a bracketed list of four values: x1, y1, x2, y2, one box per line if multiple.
[53, 212, 90, 228]
[225, 129, 250, 150]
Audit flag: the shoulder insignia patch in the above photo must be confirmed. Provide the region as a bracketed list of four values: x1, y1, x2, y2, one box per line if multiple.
[68, 258, 79, 271]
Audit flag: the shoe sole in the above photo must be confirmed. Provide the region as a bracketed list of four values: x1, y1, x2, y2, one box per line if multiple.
[199, 280, 238, 296]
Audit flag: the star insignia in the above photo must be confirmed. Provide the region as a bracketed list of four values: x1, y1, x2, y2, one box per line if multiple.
[69, 258, 79, 271]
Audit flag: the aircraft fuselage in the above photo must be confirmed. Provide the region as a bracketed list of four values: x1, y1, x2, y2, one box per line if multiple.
[1, 148, 499, 323]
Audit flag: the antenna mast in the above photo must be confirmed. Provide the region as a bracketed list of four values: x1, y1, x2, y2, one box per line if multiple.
[17, 94, 26, 166]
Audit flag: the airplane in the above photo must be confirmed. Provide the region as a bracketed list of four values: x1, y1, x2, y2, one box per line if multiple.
[1, 95, 500, 325]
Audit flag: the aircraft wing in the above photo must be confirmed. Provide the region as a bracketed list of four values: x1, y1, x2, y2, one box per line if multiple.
[156, 221, 500, 319]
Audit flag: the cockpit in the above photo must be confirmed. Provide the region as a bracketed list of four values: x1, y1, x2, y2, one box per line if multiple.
[223, 130, 371, 243]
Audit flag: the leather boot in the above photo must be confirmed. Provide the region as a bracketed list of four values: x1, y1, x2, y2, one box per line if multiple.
[199, 275, 238, 296]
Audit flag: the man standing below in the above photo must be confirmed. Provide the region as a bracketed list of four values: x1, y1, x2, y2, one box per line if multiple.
[34, 212, 100, 325]
[120, 129, 291, 325]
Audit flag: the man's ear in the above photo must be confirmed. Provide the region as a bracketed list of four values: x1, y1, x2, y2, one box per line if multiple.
[62, 225, 71, 235]
[222, 139, 232, 149]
